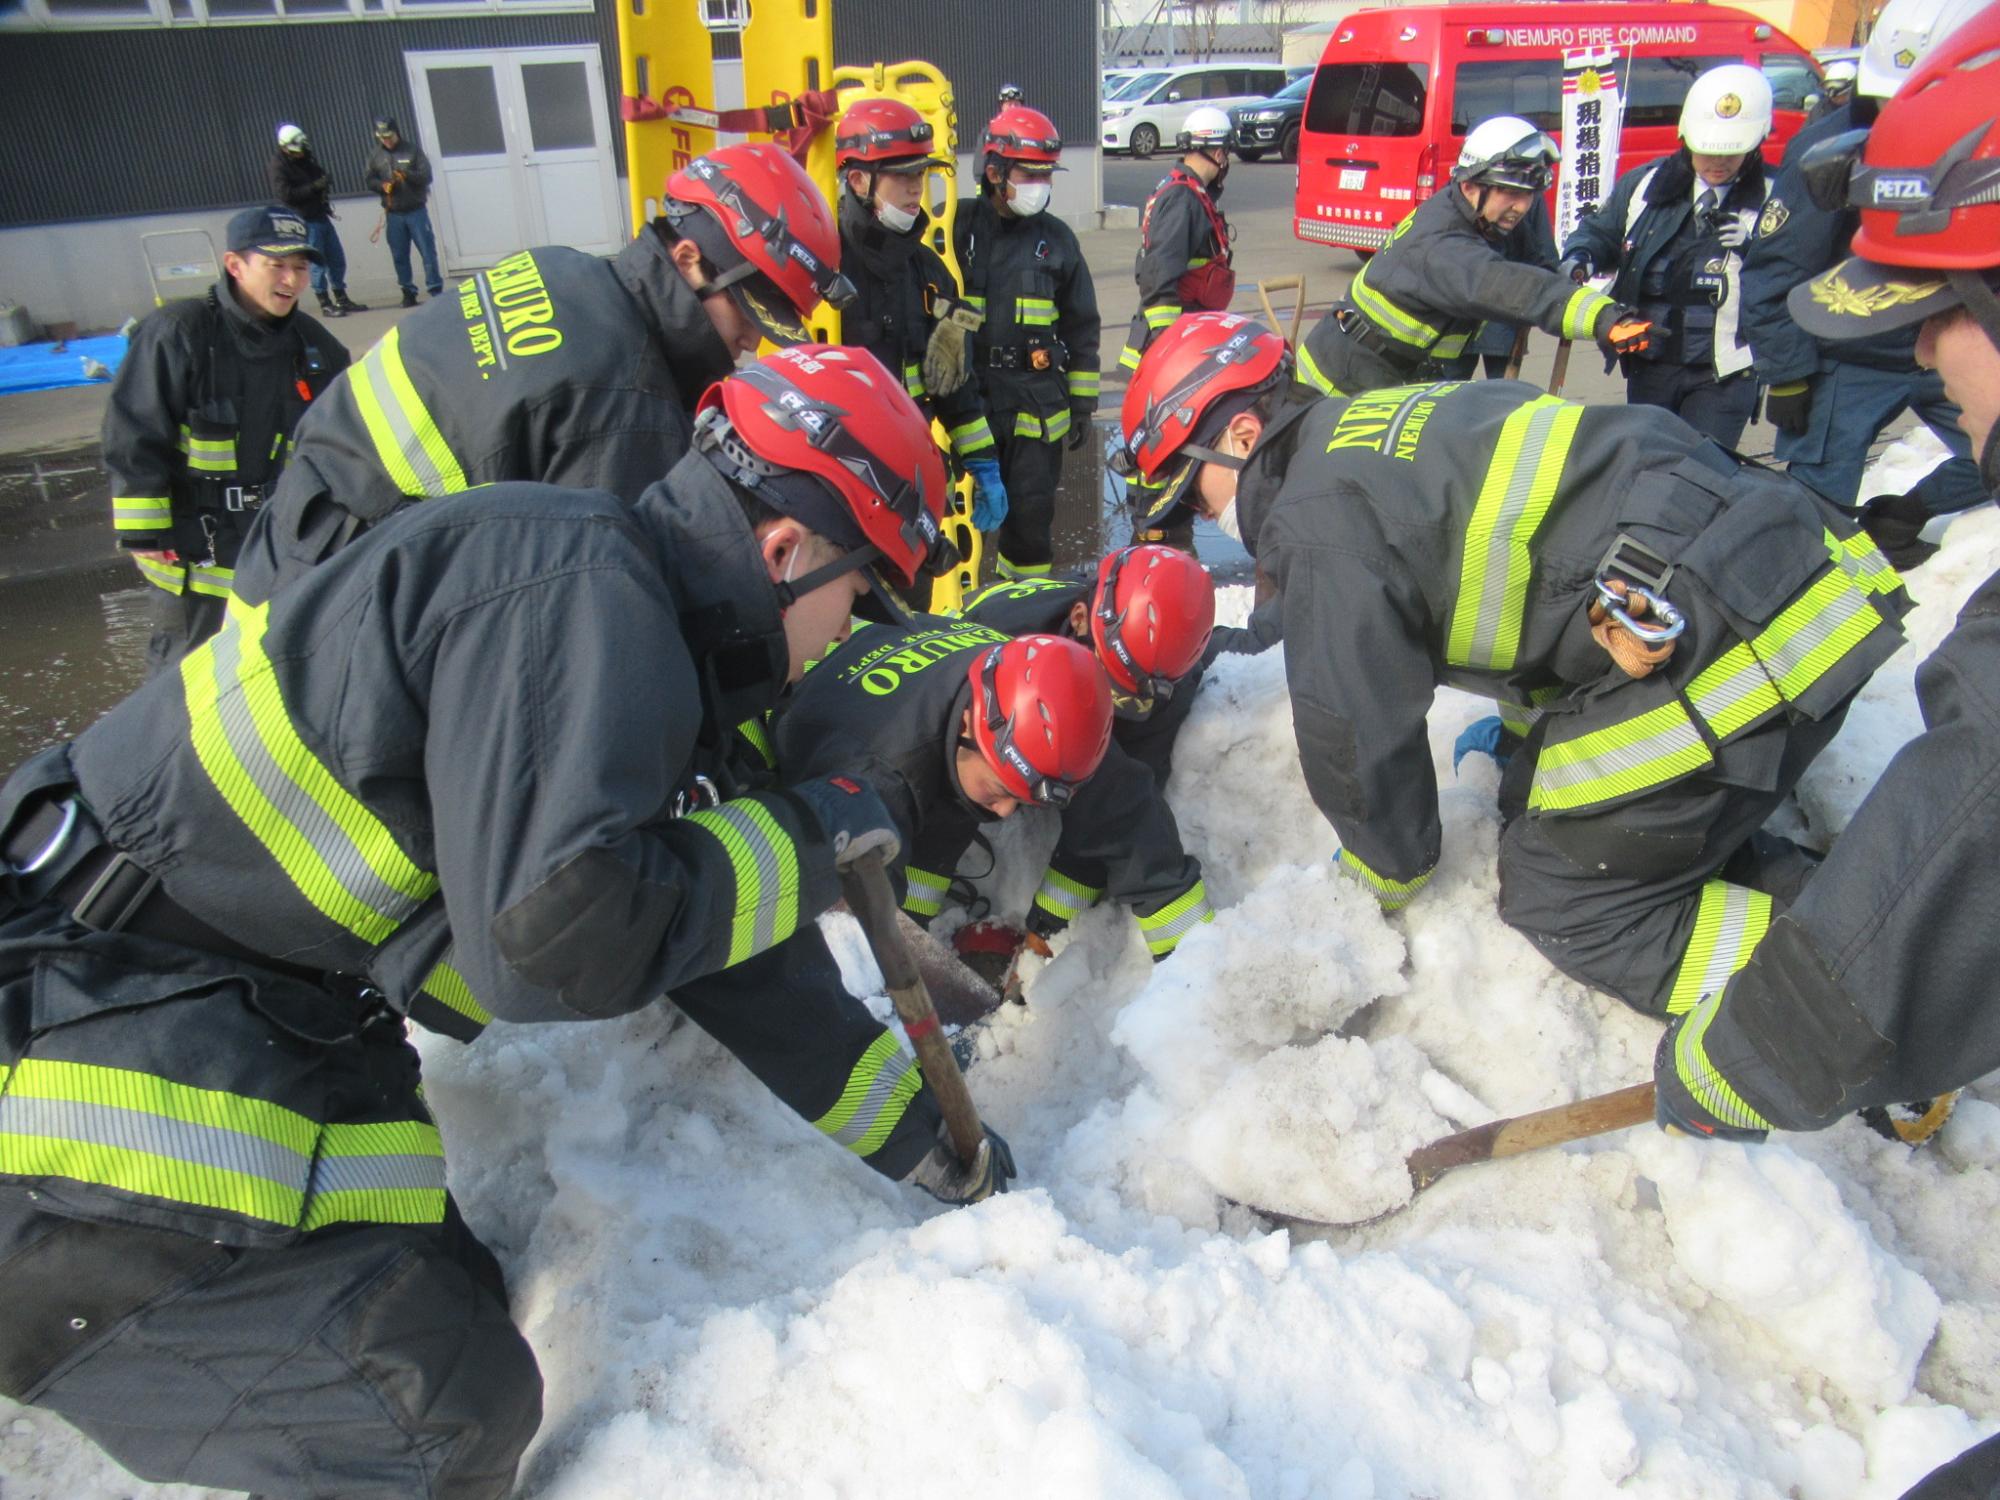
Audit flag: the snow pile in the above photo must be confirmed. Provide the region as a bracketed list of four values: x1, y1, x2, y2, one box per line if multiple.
[7, 483, 2000, 1499]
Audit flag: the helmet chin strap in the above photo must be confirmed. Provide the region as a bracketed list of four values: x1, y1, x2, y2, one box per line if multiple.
[771, 543, 884, 610]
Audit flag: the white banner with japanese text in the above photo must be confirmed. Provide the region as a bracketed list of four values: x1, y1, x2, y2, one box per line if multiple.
[1556, 48, 1626, 248]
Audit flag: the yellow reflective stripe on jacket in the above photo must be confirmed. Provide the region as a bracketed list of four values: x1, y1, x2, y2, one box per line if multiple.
[1067, 369, 1100, 400]
[182, 595, 440, 944]
[183, 433, 238, 475]
[1118, 343, 1145, 372]
[996, 555, 1053, 580]
[186, 561, 234, 599]
[1010, 411, 1072, 443]
[414, 955, 493, 1035]
[679, 797, 802, 967]
[812, 1030, 923, 1156]
[1432, 331, 1472, 360]
[1827, 529, 1902, 598]
[903, 361, 926, 397]
[1295, 339, 1345, 397]
[1527, 699, 1710, 814]
[1446, 395, 1584, 671]
[1665, 881, 1772, 1017]
[965, 295, 988, 313]
[1335, 847, 1430, 910]
[1685, 642, 1783, 741]
[0, 1057, 316, 1227]
[1674, 988, 1773, 1131]
[350, 325, 468, 498]
[132, 551, 188, 595]
[1143, 303, 1180, 331]
[947, 416, 996, 456]
[113, 496, 174, 533]
[1016, 296, 1058, 327]
[735, 715, 776, 770]
[1137, 879, 1214, 956]
[300, 1118, 448, 1231]
[1348, 258, 1441, 349]
[1033, 867, 1102, 923]
[1560, 287, 1614, 341]
[902, 865, 950, 919]
[1746, 561, 1884, 701]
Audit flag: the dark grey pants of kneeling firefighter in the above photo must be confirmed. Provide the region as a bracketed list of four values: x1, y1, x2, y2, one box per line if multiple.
[0, 1198, 541, 1499]
[1493, 698, 1849, 1017]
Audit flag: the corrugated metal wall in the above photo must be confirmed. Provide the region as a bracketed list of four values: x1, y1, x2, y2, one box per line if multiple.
[833, 0, 1097, 154]
[0, 8, 622, 227]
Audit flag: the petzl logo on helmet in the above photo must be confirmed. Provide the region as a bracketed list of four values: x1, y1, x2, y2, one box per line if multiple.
[1871, 175, 1933, 204]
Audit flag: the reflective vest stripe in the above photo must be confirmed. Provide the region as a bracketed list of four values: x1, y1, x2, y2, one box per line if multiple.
[1685, 641, 1783, 742]
[1527, 699, 1710, 813]
[183, 434, 238, 474]
[1010, 411, 1072, 442]
[301, 1119, 447, 1231]
[113, 496, 174, 533]
[1137, 879, 1214, 955]
[996, 556, 1054, 580]
[1143, 303, 1180, 331]
[186, 562, 234, 599]
[1447, 396, 1583, 671]
[1432, 330, 1472, 360]
[1335, 846, 1430, 910]
[1828, 529, 1902, 597]
[350, 326, 467, 499]
[1295, 339, 1344, 397]
[133, 552, 187, 595]
[1118, 343, 1145, 372]
[418, 956, 493, 1031]
[0, 1057, 316, 1226]
[680, 798, 801, 967]
[1033, 867, 1102, 923]
[1674, 988, 1773, 1131]
[902, 865, 950, 919]
[948, 417, 996, 457]
[1560, 287, 1612, 341]
[1348, 258, 1440, 348]
[1068, 369, 1100, 400]
[1665, 881, 1772, 1017]
[1016, 297, 1058, 327]
[1748, 564, 1881, 701]
[182, 596, 439, 944]
[812, 1031, 923, 1156]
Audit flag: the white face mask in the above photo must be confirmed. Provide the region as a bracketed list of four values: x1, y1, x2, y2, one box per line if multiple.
[875, 199, 919, 234]
[1214, 499, 1242, 543]
[1010, 180, 1052, 216]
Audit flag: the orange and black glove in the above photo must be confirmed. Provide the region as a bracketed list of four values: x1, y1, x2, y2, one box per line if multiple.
[1594, 305, 1653, 359]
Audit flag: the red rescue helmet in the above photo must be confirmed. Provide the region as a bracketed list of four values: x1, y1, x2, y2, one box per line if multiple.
[694, 345, 954, 593]
[835, 97, 946, 175]
[983, 104, 1064, 168]
[1090, 545, 1216, 710]
[1118, 311, 1291, 526]
[966, 635, 1114, 808]
[663, 143, 853, 346]
[1788, 5, 2000, 342]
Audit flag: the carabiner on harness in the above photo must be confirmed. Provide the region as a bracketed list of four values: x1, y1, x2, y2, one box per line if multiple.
[1592, 577, 1686, 644]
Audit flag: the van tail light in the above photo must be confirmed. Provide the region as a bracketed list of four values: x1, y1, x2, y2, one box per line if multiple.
[1415, 141, 1439, 200]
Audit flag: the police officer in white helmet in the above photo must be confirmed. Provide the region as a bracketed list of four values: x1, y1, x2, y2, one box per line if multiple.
[1560, 64, 1775, 448]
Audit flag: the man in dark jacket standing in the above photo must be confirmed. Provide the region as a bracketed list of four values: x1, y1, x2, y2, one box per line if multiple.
[1124, 311, 1908, 1019]
[102, 205, 348, 671]
[955, 99, 1101, 579]
[365, 115, 443, 307]
[232, 141, 851, 605]
[268, 122, 365, 320]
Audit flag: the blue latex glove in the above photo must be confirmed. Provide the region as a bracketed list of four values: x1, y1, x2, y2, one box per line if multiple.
[966, 457, 1008, 532]
[1452, 715, 1511, 773]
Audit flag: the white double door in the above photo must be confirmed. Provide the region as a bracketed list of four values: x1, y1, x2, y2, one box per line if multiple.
[404, 46, 625, 270]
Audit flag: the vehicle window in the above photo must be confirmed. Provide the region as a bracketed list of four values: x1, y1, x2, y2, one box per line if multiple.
[1112, 71, 1167, 102]
[1306, 62, 1430, 136]
[1253, 69, 1287, 95]
[1206, 71, 1242, 99]
[1276, 75, 1312, 102]
[1624, 55, 1738, 127]
[1761, 51, 1821, 111]
[1450, 59, 1561, 132]
[1162, 73, 1198, 101]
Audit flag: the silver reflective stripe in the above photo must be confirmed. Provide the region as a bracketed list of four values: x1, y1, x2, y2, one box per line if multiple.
[822, 1046, 919, 1152]
[1756, 580, 1873, 690]
[310, 1152, 448, 1196]
[0, 1094, 308, 1195]
[207, 624, 431, 929]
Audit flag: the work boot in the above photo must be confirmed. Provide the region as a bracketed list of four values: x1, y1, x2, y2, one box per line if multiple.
[400, 289, 419, 308]
[335, 289, 369, 313]
[316, 292, 345, 319]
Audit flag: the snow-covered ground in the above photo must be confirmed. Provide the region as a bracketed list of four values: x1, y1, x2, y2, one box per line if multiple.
[7, 438, 1998, 1499]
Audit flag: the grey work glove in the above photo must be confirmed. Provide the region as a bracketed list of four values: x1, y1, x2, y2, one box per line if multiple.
[785, 774, 902, 870]
[906, 1122, 1016, 1204]
[922, 295, 984, 397]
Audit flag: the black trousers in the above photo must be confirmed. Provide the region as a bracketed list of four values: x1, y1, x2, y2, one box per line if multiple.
[991, 417, 1066, 576]
[1624, 360, 1759, 452]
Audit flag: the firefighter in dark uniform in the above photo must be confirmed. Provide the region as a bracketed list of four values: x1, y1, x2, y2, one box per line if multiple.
[0, 346, 1001, 1500]
[832, 98, 1007, 548]
[951, 545, 1217, 956]
[1296, 116, 1655, 400]
[1119, 105, 1237, 375]
[1561, 65, 1775, 450]
[102, 205, 348, 673]
[1655, 15, 2000, 1146]
[232, 141, 851, 605]
[1125, 312, 1910, 1018]
[956, 99, 1102, 579]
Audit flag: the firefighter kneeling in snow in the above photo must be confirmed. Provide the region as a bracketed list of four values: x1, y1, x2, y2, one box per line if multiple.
[948, 545, 1218, 960]
[1123, 311, 1910, 1020]
[0, 346, 997, 1500]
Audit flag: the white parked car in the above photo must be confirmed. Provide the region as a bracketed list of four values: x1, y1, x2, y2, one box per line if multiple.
[1101, 63, 1287, 158]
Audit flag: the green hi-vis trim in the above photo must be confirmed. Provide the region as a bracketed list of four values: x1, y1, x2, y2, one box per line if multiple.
[182, 596, 439, 944]
[1032, 867, 1101, 922]
[1138, 879, 1214, 955]
[1665, 881, 1772, 1017]
[1334, 847, 1431, 910]
[1446, 395, 1583, 672]
[680, 797, 802, 967]
[351, 325, 468, 498]
[812, 1031, 923, 1156]
[112, 496, 174, 533]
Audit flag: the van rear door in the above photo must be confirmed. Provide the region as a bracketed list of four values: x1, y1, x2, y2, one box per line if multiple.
[1295, 58, 1434, 253]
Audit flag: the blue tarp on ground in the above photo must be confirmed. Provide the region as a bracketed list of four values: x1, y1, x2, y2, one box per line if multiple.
[0, 335, 129, 397]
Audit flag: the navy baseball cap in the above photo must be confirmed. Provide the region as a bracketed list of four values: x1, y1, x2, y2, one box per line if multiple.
[227, 205, 322, 263]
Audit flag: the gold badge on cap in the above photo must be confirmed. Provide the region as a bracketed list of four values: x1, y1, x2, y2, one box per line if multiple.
[1716, 93, 1743, 118]
[1809, 267, 1938, 317]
